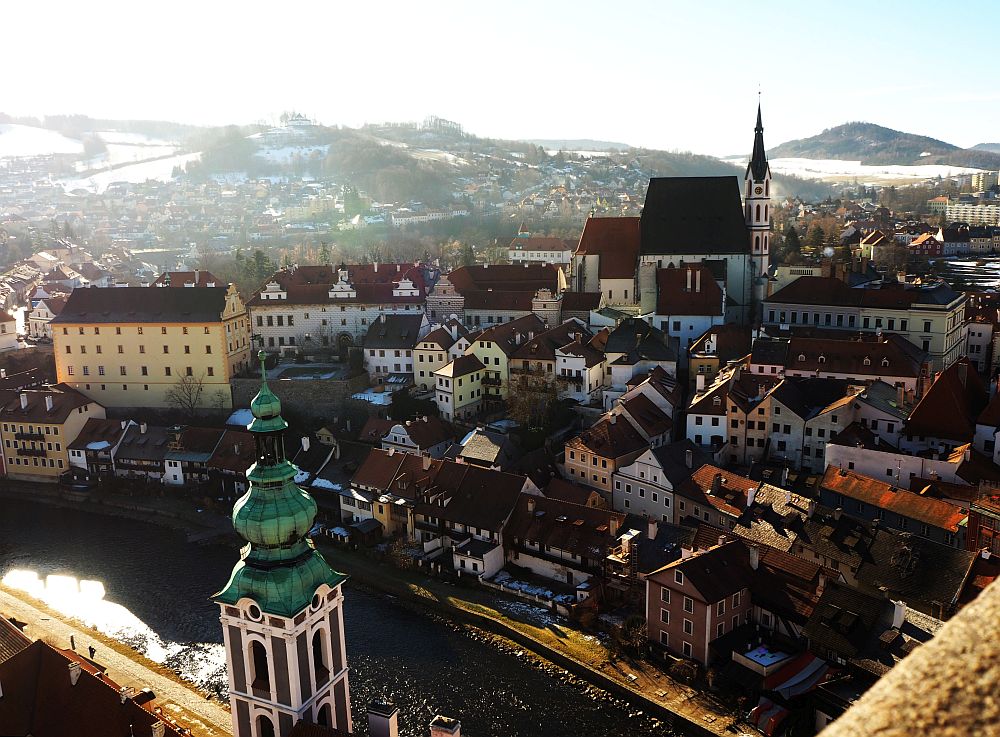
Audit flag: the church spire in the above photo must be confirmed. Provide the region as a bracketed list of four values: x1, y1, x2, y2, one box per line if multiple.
[748, 101, 769, 182]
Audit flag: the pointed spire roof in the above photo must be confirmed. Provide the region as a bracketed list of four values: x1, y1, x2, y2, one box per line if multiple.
[747, 102, 770, 182]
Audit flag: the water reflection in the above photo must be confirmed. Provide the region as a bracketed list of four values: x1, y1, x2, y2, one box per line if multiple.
[2, 568, 227, 693]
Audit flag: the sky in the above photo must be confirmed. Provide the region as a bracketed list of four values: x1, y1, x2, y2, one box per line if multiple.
[5, 0, 1000, 156]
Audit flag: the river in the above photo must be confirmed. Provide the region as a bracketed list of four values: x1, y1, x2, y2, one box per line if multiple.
[0, 499, 667, 737]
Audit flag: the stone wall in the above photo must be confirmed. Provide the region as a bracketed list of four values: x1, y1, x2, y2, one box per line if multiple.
[231, 373, 369, 422]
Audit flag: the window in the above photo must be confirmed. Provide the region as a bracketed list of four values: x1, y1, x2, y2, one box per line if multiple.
[184, 345, 191, 354]
[249, 640, 270, 691]
[717, 600, 726, 616]
[733, 591, 741, 608]
[682, 641, 692, 657]
[674, 570, 684, 585]
[660, 587, 670, 604]
[119, 366, 126, 376]
[683, 596, 693, 613]
[717, 622, 726, 638]
[660, 608, 670, 624]
[683, 619, 693, 635]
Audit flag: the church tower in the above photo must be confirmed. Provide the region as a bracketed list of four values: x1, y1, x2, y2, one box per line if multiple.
[745, 103, 771, 277]
[215, 351, 351, 737]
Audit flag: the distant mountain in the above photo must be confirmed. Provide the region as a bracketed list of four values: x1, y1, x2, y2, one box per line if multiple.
[769, 122, 1000, 169]
[523, 139, 631, 151]
[972, 143, 1000, 154]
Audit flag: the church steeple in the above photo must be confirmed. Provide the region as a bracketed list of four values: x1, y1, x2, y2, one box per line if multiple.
[748, 103, 770, 182]
[215, 350, 352, 735]
[745, 100, 772, 280]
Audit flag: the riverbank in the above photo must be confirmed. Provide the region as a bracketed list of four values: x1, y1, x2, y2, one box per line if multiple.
[0, 581, 232, 736]
[317, 542, 742, 736]
[0, 480, 233, 541]
[0, 483, 744, 735]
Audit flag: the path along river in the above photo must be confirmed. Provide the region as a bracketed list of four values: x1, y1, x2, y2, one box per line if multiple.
[0, 498, 667, 736]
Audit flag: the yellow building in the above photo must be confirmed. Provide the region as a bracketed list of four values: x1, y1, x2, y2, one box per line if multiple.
[464, 314, 544, 402]
[0, 384, 105, 482]
[51, 286, 251, 409]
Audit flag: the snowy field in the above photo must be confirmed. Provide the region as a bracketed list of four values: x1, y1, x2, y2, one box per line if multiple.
[59, 151, 201, 192]
[0, 123, 83, 157]
[724, 154, 984, 184]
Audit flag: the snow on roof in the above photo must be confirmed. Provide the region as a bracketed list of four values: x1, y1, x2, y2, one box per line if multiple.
[310, 478, 343, 491]
[226, 408, 254, 427]
[351, 390, 393, 405]
[85, 440, 111, 450]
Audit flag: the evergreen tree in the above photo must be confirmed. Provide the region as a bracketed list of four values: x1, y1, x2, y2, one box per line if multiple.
[784, 225, 801, 253]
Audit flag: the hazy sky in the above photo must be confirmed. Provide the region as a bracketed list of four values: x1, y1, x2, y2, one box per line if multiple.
[6, 0, 999, 156]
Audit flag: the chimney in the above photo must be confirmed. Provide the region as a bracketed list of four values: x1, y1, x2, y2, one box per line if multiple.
[685, 448, 693, 469]
[834, 507, 843, 520]
[151, 723, 166, 737]
[749, 544, 759, 570]
[368, 703, 400, 737]
[423, 455, 432, 471]
[781, 466, 790, 487]
[609, 516, 620, 537]
[784, 489, 792, 505]
[609, 414, 616, 425]
[234, 443, 240, 456]
[746, 486, 757, 509]
[680, 545, 693, 559]
[696, 373, 705, 392]
[897, 382, 905, 408]
[686, 268, 692, 291]
[817, 572, 827, 595]
[120, 420, 127, 429]
[526, 496, 536, 514]
[0, 368, 6, 379]
[717, 534, 727, 547]
[68, 660, 82, 686]
[807, 500, 817, 518]
[710, 473, 722, 495]
[374, 261, 379, 273]
[891, 599, 907, 629]
[19, 393, 27, 410]
[301, 436, 311, 453]
[648, 518, 658, 540]
[140, 422, 147, 434]
[388, 447, 395, 456]
[695, 268, 702, 293]
[429, 716, 461, 737]
[45, 395, 53, 412]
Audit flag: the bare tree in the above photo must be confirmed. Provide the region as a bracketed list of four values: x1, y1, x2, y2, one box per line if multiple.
[165, 374, 206, 417]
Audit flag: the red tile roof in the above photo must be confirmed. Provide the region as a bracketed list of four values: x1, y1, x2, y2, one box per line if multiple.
[820, 466, 967, 532]
[565, 415, 647, 460]
[0, 640, 185, 737]
[675, 464, 757, 518]
[574, 217, 640, 279]
[905, 358, 986, 441]
[655, 265, 723, 316]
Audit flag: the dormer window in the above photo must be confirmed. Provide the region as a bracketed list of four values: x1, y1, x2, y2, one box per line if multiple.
[712, 396, 721, 406]
[881, 358, 890, 367]
[797, 354, 806, 362]
[863, 357, 871, 366]
[818, 355, 826, 364]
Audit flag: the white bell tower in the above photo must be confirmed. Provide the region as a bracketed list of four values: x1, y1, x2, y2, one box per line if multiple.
[745, 102, 771, 278]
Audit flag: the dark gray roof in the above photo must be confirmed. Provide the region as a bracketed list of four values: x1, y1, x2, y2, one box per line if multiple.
[640, 177, 750, 256]
[115, 424, 171, 461]
[769, 377, 852, 420]
[650, 440, 713, 487]
[750, 337, 789, 365]
[605, 318, 678, 362]
[51, 286, 229, 324]
[805, 581, 887, 659]
[363, 314, 424, 349]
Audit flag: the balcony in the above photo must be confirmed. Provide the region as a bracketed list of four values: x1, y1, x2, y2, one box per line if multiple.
[16, 446, 48, 458]
[14, 432, 45, 441]
[481, 375, 502, 387]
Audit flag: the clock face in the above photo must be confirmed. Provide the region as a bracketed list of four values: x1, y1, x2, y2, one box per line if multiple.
[755, 186, 763, 195]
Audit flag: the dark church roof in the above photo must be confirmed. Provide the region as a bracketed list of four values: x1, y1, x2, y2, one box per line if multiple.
[639, 177, 749, 256]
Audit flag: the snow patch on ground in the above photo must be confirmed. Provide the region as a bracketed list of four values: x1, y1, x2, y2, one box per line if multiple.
[351, 389, 393, 405]
[255, 145, 329, 163]
[491, 571, 576, 605]
[494, 598, 562, 627]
